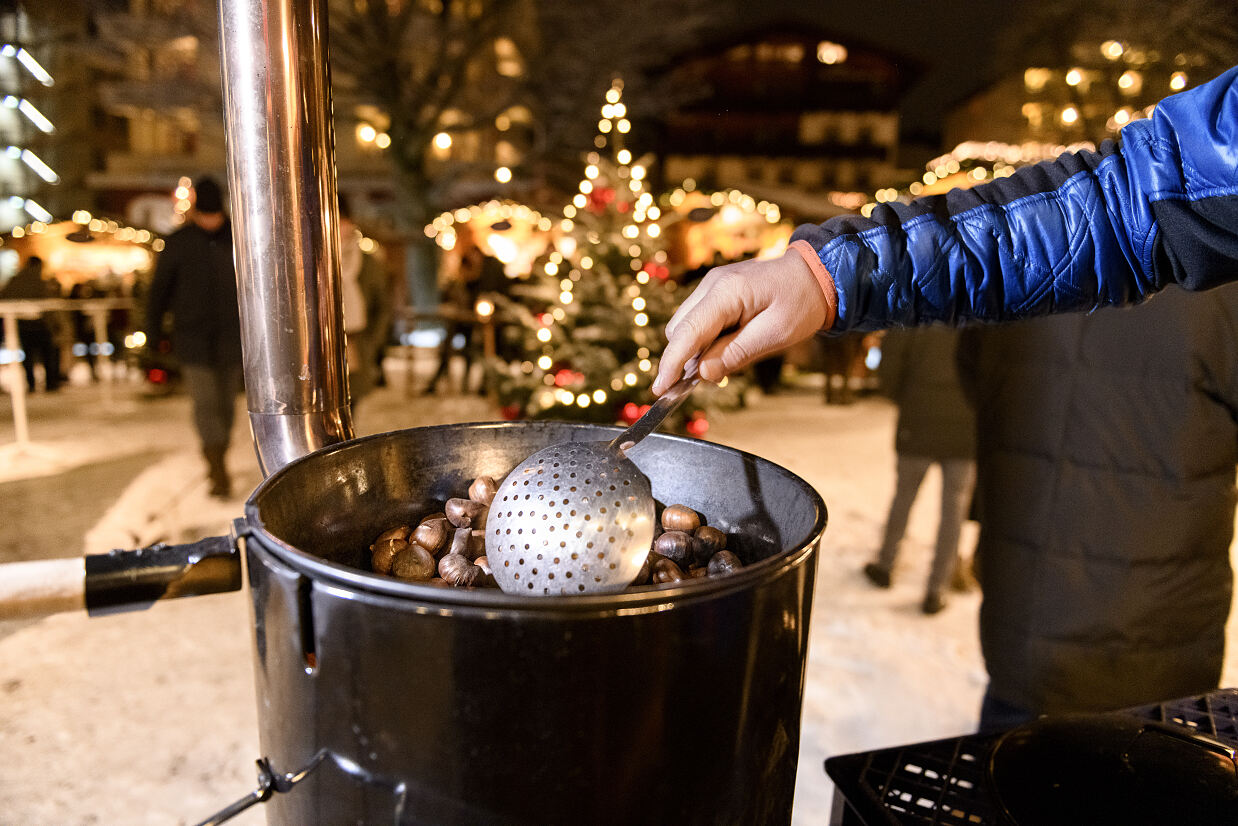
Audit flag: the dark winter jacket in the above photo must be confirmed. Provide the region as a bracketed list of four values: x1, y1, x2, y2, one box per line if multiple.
[878, 326, 974, 461]
[145, 220, 243, 368]
[791, 65, 1238, 329]
[957, 284, 1238, 714]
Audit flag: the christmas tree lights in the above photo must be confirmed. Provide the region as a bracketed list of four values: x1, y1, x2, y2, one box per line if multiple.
[486, 79, 691, 425]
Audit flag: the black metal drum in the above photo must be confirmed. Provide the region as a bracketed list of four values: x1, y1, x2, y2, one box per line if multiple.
[242, 421, 826, 825]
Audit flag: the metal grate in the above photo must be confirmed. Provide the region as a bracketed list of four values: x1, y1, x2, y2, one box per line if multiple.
[826, 688, 1238, 825]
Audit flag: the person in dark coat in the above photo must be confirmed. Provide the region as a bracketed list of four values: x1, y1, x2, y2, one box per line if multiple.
[0, 256, 62, 392]
[957, 283, 1238, 731]
[145, 177, 244, 498]
[864, 325, 977, 614]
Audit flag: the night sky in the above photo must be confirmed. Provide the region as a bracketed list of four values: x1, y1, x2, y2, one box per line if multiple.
[739, 1, 1036, 139]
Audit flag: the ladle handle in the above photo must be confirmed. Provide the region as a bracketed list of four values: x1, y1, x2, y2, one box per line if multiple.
[608, 367, 701, 453]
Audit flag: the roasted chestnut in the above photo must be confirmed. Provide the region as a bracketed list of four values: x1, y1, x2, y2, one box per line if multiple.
[651, 557, 685, 584]
[707, 550, 742, 577]
[374, 525, 411, 544]
[391, 544, 436, 581]
[439, 553, 482, 587]
[370, 537, 407, 575]
[661, 504, 701, 533]
[412, 517, 450, 554]
[446, 497, 487, 529]
[653, 530, 694, 570]
[468, 475, 498, 505]
[693, 525, 727, 566]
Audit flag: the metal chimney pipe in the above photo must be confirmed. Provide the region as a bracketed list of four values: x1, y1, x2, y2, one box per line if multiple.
[217, 0, 354, 476]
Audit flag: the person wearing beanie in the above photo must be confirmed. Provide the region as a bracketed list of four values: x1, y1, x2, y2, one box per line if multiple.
[145, 176, 244, 498]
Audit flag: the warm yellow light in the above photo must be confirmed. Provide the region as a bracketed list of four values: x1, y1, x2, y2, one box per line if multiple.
[573, 194, 587, 209]
[718, 376, 729, 388]
[622, 224, 638, 238]
[611, 378, 624, 391]
[585, 164, 599, 179]
[617, 149, 631, 164]
[475, 299, 494, 318]
[617, 119, 630, 133]
[1065, 68, 1083, 86]
[592, 389, 606, 403]
[557, 389, 574, 404]
[638, 358, 652, 371]
[551, 307, 565, 321]
[375, 133, 391, 149]
[630, 164, 646, 180]
[357, 123, 377, 143]
[636, 271, 649, 284]
[495, 166, 512, 183]
[10, 226, 23, 238]
[634, 313, 648, 327]
[637, 347, 649, 358]
[598, 119, 612, 133]
[576, 394, 590, 408]
[560, 291, 574, 304]
[580, 256, 593, 269]
[1023, 67, 1051, 92]
[537, 355, 553, 370]
[602, 104, 615, 119]
[152, 238, 165, 252]
[606, 88, 621, 104]
[1170, 72, 1188, 91]
[624, 372, 637, 386]
[632, 297, 646, 311]
[559, 278, 572, 291]
[537, 327, 552, 342]
[816, 41, 847, 65]
[1060, 106, 1079, 125]
[434, 132, 452, 149]
[174, 185, 190, 200]
[545, 261, 559, 276]
[1101, 40, 1124, 60]
[1118, 70, 1138, 90]
[580, 179, 593, 193]
[1114, 108, 1131, 125]
[612, 103, 626, 118]
[646, 223, 661, 238]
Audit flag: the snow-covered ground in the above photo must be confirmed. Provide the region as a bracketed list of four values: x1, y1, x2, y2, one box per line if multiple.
[0, 364, 1235, 825]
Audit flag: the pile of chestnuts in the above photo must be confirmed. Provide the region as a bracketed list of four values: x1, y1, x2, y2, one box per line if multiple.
[368, 475, 744, 592]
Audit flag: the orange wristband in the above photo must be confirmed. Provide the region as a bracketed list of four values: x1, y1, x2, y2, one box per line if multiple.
[790, 239, 838, 330]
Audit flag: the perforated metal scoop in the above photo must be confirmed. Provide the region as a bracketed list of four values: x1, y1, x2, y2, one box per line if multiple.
[487, 371, 700, 595]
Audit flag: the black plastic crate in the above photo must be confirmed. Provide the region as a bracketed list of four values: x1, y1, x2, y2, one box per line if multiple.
[826, 688, 1238, 825]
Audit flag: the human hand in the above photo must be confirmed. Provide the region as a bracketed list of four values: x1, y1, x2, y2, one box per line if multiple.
[652, 247, 832, 395]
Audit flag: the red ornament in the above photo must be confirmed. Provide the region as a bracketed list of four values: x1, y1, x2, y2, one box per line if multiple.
[685, 412, 709, 437]
[616, 201, 630, 213]
[537, 312, 553, 327]
[500, 404, 522, 420]
[554, 369, 584, 387]
[621, 402, 641, 424]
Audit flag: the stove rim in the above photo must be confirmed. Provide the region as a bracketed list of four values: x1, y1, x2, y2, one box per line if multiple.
[240, 420, 828, 613]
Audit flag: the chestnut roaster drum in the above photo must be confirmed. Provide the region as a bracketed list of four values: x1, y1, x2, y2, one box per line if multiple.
[240, 420, 825, 825]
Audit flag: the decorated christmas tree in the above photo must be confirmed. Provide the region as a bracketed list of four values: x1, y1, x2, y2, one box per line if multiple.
[487, 79, 722, 434]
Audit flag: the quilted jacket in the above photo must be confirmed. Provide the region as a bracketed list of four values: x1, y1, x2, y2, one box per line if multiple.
[791, 66, 1238, 331]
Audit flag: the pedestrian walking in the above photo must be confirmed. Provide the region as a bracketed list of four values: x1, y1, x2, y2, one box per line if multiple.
[864, 325, 975, 615]
[145, 177, 244, 498]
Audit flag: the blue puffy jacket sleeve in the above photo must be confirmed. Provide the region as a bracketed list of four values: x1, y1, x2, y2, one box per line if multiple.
[790, 66, 1238, 332]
